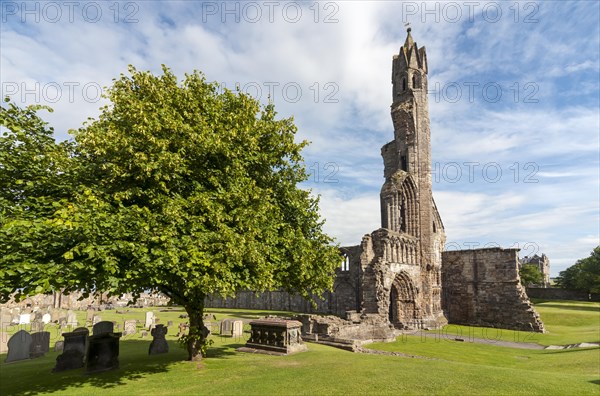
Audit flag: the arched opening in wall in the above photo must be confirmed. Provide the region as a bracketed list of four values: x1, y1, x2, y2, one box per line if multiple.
[399, 176, 417, 236]
[388, 272, 418, 329]
[333, 282, 357, 316]
[413, 73, 422, 89]
[341, 254, 350, 271]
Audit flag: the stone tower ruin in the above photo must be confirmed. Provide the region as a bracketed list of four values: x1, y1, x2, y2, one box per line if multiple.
[354, 28, 447, 329]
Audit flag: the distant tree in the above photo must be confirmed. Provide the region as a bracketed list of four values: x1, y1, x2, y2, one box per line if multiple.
[555, 246, 600, 294]
[0, 67, 342, 361]
[519, 264, 544, 286]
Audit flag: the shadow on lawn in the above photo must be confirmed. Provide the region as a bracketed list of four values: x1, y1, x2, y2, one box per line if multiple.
[0, 339, 234, 396]
[533, 301, 600, 313]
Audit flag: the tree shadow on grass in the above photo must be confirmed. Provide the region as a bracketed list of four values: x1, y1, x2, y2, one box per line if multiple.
[0, 339, 226, 396]
[590, 379, 600, 386]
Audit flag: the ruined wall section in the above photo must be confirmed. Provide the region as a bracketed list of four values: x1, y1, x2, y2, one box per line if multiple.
[205, 245, 363, 317]
[441, 248, 544, 332]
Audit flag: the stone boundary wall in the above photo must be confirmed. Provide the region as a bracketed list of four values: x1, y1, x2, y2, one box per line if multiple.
[204, 291, 332, 315]
[526, 287, 600, 302]
[442, 248, 544, 332]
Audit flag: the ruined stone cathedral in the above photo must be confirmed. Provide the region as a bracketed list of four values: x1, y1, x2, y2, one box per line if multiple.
[339, 27, 447, 330]
[207, 29, 545, 335]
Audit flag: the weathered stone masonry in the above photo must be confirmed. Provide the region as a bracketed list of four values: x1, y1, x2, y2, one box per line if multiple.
[442, 248, 544, 332]
[205, 29, 545, 335]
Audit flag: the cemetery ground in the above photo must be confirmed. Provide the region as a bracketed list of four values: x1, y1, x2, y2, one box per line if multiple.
[0, 300, 598, 395]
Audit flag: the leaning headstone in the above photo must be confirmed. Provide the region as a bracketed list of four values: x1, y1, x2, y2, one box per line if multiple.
[123, 320, 137, 336]
[19, 313, 31, 325]
[53, 328, 89, 372]
[93, 321, 114, 336]
[42, 313, 52, 324]
[145, 312, 155, 330]
[86, 331, 122, 373]
[54, 340, 64, 352]
[149, 324, 168, 354]
[232, 320, 244, 338]
[66, 311, 78, 327]
[30, 331, 50, 358]
[5, 330, 32, 363]
[92, 315, 102, 326]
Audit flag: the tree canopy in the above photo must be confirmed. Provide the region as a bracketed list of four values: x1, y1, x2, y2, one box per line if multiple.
[0, 66, 341, 360]
[519, 264, 543, 286]
[555, 246, 600, 294]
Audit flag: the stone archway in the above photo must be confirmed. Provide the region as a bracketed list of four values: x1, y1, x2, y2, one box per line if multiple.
[388, 272, 418, 329]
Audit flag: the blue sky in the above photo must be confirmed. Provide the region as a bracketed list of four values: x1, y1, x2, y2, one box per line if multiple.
[1, 1, 599, 276]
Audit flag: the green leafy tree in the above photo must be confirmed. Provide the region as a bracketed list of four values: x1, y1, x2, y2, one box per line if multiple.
[519, 264, 543, 286]
[556, 246, 600, 294]
[0, 67, 341, 361]
[0, 99, 76, 298]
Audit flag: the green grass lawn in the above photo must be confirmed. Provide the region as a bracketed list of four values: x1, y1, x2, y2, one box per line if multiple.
[0, 301, 598, 395]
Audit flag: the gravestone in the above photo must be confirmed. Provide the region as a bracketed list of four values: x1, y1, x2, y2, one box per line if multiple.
[58, 318, 67, 329]
[18, 313, 31, 325]
[55, 340, 64, 352]
[30, 320, 44, 333]
[141, 331, 148, 338]
[93, 321, 114, 336]
[33, 311, 44, 322]
[30, 331, 50, 358]
[85, 309, 94, 326]
[145, 312, 155, 330]
[232, 320, 244, 338]
[239, 320, 307, 355]
[53, 328, 89, 372]
[220, 319, 234, 336]
[167, 320, 173, 327]
[5, 330, 32, 363]
[42, 313, 52, 324]
[66, 311, 78, 327]
[86, 331, 122, 373]
[149, 324, 168, 355]
[123, 320, 137, 336]
[0, 331, 8, 353]
[177, 323, 187, 337]
[51, 309, 61, 323]
[92, 315, 102, 326]
[1, 310, 12, 327]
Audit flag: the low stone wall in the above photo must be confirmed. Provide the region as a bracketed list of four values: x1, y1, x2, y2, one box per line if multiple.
[526, 287, 600, 302]
[442, 248, 545, 332]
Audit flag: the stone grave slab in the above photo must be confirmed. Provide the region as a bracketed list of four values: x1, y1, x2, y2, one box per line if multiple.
[145, 312, 155, 330]
[238, 320, 307, 355]
[18, 313, 31, 325]
[86, 332, 122, 373]
[66, 311, 78, 327]
[123, 320, 137, 336]
[30, 331, 50, 358]
[5, 330, 32, 363]
[53, 328, 89, 372]
[149, 324, 168, 354]
[93, 321, 114, 336]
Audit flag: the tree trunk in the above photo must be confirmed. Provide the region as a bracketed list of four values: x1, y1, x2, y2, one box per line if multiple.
[184, 297, 206, 362]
